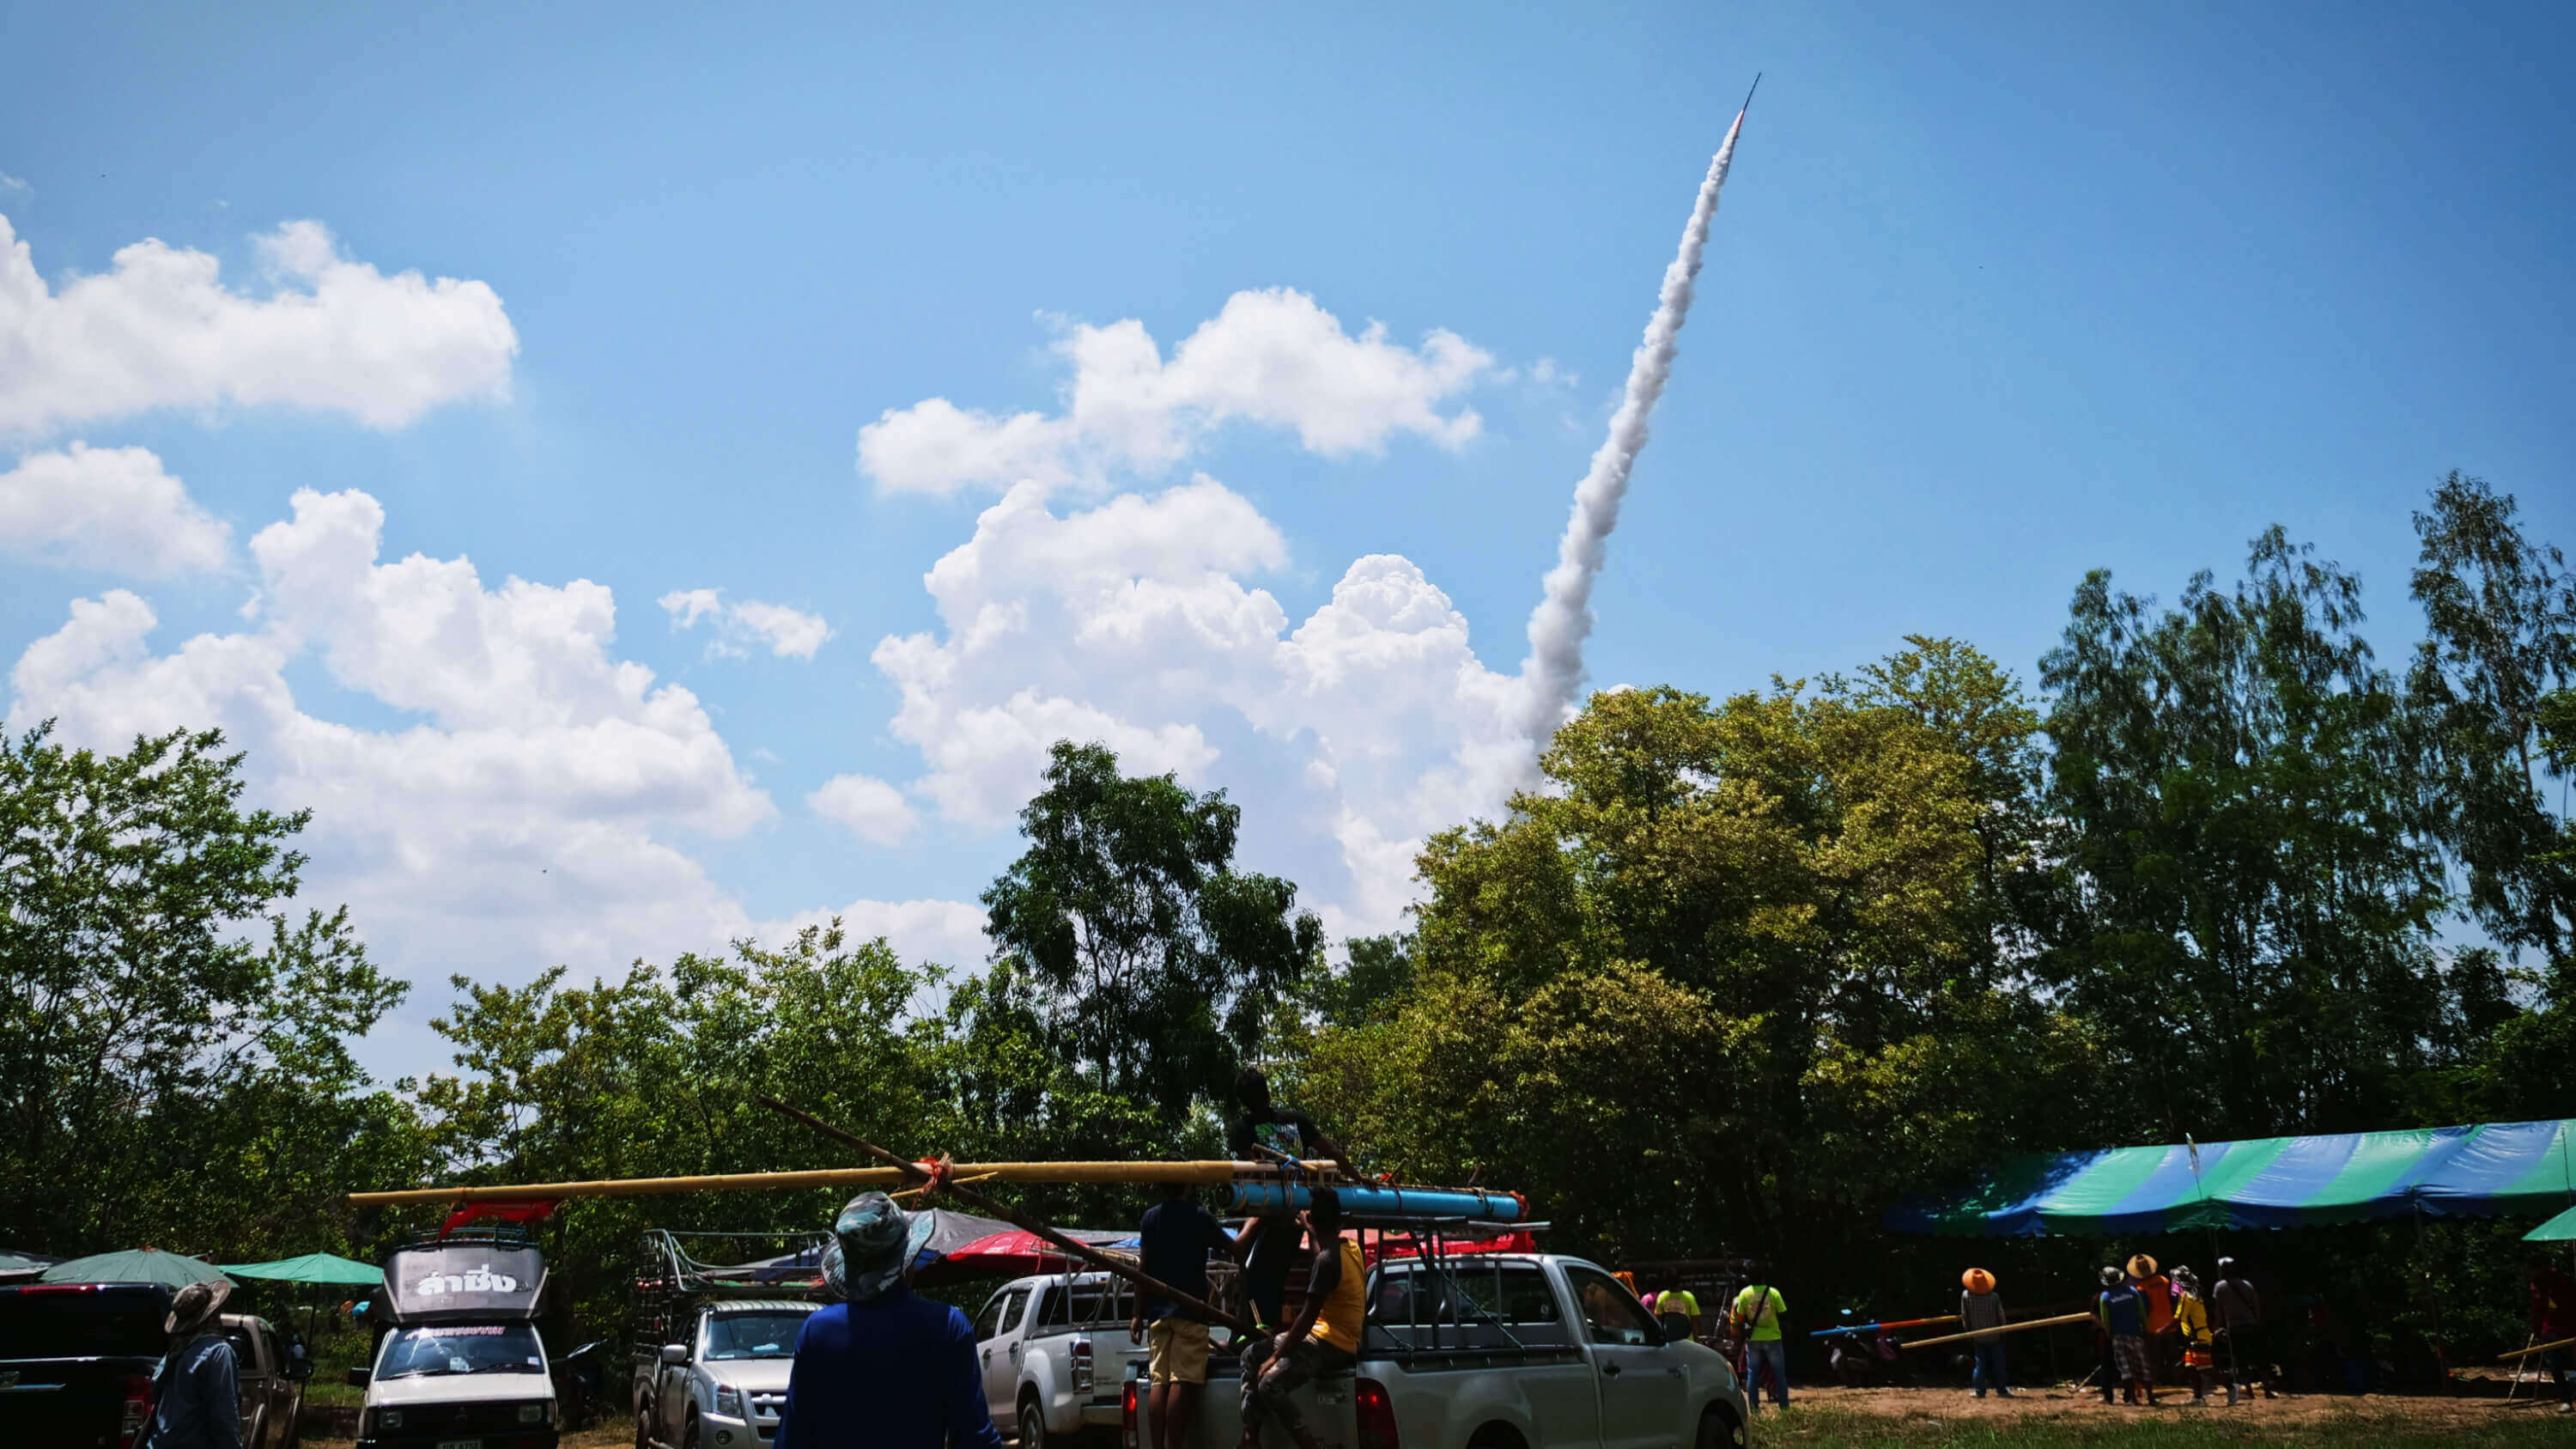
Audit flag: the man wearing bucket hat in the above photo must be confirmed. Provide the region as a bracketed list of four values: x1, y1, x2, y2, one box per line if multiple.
[775, 1192, 1003, 1449]
[145, 1279, 242, 1449]
[1959, 1268, 2013, 1398]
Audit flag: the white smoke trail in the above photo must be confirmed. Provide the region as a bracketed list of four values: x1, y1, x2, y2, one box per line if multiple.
[1516, 107, 1750, 752]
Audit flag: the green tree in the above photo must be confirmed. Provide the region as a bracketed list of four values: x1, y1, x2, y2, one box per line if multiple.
[0, 723, 413, 1257]
[981, 740, 1323, 1123]
[2408, 471, 2576, 962]
[2041, 529, 2446, 1136]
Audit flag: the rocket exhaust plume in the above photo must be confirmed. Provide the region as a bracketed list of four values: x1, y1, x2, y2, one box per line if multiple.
[1517, 78, 1758, 752]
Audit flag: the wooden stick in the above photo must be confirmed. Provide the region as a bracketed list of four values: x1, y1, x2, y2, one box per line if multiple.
[344, 1159, 1253, 1208]
[754, 1096, 1258, 1338]
[1899, 1312, 2093, 1349]
[2497, 1335, 2575, 1360]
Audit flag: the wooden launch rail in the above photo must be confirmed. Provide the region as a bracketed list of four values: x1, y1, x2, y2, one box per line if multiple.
[752, 1096, 1259, 1338]
[345, 1159, 1255, 1208]
[1899, 1311, 2094, 1350]
[2498, 1335, 2576, 1360]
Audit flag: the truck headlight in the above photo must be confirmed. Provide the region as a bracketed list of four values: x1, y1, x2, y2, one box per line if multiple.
[715, 1385, 743, 1416]
[519, 1401, 548, 1423]
[373, 1408, 404, 1431]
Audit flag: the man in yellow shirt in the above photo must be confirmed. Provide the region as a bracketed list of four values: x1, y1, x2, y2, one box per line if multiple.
[1236, 1190, 1363, 1449]
[1731, 1271, 1789, 1412]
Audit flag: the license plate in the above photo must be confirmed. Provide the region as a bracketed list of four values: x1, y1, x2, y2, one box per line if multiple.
[435, 1440, 482, 1449]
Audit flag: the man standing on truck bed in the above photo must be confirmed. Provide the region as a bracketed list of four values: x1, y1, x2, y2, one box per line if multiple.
[1229, 1066, 1361, 1332]
[775, 1192, 1002, 1449]
[1130, 1182, 1242, 1449]
[1236, 1189, 1362, 1449]
[149, 1279, 243, 1449]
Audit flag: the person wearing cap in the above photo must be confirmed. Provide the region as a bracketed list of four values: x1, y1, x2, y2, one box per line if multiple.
[1959, 1268, 2013, 1398]
[2098, 1263, 2155, 1406]
[2210, 1256, 2274, 1403]
[775, 1191, 1003, 1449]
[2130, 1253, 2176, 1385]
[147, 1279, 242, 1449]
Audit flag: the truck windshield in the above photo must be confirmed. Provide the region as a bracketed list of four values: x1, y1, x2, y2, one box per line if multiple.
[378, 1323, 545, 1378]
[706, 1312, 810, 1359]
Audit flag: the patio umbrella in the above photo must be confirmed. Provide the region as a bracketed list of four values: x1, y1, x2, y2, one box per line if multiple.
[222, 1253, 385, 1286]
[2526, 1202, 2576, 1242]
[42, 1249, 230, 1288]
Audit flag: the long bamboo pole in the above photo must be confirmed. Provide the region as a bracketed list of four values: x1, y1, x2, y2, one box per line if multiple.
[1899, 1312, 2093, 1350]
[1806, 1314, 1956, 1338]
[754, 1096, 1259, 1339]
[2497, 1335, 2575, 1360]
[344, 1160, 1249, 1208]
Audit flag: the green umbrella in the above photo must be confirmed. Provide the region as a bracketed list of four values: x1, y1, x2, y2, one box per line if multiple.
[2527, 1203, 2576, 1242]
[0, 1249, 59, 1275]
[41, 1250, 230, 1288]
[220, 1252, 383, 1287]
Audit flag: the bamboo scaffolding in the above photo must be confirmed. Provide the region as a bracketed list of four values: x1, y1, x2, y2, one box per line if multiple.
[344, 1160, 1257, 1208]
[1898, 1311, 2093, 1350]
[2497, 1335, 2575, 1360]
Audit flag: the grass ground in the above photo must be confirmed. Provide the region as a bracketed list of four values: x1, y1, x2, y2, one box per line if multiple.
[1751, 1385, 2573, 1447]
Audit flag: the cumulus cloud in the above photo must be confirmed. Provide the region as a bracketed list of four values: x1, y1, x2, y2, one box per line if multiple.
[0, 213, 517, 435]
[8, 488, 776, 1020]
[659, 588, 832, 660]
[858, 289, 1495, 496]
[808, 772, 918, 845]
[866, 477, 1527, 938]
[0, 442, 230, 575]
[761, 897, 989, 974]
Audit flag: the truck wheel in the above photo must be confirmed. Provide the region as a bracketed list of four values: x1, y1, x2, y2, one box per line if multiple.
[683, 1407, 702, 1449]
[1698, 1404, 1747, 1449]
[1018, 1389, 1048, 1449]
[635, 1404, 655, 1449]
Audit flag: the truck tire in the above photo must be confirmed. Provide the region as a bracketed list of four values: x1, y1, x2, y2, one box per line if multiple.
[635, 1403, 655, 1449]
[683, 1406, 702, 1449]
[1698, 1403, 1747, 1449]
[1018, 1388, 1048, 1449]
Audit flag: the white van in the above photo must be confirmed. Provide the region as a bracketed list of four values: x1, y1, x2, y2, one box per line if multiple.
[352, 1240, 561, 1448]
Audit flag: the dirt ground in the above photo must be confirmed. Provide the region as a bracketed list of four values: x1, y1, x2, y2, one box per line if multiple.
[1758, 1381, 2572, 1440]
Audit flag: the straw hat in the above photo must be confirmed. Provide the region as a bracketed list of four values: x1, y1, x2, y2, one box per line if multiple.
[1961, 1267, 1996, 1294]
[2126, 1253, 2158, 1279]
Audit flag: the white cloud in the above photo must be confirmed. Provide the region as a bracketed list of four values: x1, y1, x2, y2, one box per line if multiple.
[0, 174, 28, 197]
[0, 213, 517, 435]
[858, 289, 1496, 496]
[808, 772, 918, 845]
[8, 489, 777, 1024]
[866, 477, 1528, 938]
[0, 442, 230, 575]
[659, 588, 833, 660]
[762, 897, 990, 975]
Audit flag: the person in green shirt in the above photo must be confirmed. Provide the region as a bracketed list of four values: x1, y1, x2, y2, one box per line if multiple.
[1731, 1272, 1789, 1411]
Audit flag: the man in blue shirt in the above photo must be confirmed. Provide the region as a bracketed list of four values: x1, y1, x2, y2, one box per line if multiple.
[776, 1193, 1002, 1449]
[149, 1280, 242, 1449]
[1128, 1183, 1243, 1449]
[2096, 1264, 2155, 1407]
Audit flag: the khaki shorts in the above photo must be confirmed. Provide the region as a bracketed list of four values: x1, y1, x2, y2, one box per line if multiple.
[1150, 1318, 1212, 1385]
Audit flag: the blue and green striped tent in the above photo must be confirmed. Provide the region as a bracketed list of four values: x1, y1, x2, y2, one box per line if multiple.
[1886, 1118, 2576, 1237]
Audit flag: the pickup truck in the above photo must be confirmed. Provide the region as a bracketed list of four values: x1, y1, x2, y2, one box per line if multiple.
[634, 1298, 814, 1449]
[971, 1271, 1160, 1448]
[1128, 1253, 1748, 1449]
[0, 1282, 311, 1449]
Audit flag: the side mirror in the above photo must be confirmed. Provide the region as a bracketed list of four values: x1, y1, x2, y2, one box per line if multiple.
[345, 1367, 370, 1388]
[659, 1343, 689, 1366]
[1658, 1312, 1693, 1343]
[285, 1355, 315, 1382]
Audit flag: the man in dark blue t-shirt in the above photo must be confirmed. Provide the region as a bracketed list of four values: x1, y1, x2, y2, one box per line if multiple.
[777, 1192, 1003, 1449]
[1128, 1184, 1243, 1449]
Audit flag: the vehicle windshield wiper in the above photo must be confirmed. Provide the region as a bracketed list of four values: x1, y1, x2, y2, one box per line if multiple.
[466, 1361, 541, 1373]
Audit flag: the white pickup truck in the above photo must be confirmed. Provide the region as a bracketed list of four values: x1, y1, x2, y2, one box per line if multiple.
[972, 1271, 1167, 1447]
[1127, 1253, 1748, 1449]
[633, 1298, 815, 1449]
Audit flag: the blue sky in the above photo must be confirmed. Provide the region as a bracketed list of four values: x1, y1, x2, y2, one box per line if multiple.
[4, 1, 2572, 1078]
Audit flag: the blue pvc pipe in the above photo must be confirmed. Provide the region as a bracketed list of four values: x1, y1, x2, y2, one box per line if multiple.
[1224, 1183, 1529, 1222]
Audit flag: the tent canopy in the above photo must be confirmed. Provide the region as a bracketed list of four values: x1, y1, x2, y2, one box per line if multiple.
[2528, 1203, 2576, 1243]
[42, 1250, 229, 1288]
[222, 1253, 385, 1287]
[1888, 1118, 2576, 1237]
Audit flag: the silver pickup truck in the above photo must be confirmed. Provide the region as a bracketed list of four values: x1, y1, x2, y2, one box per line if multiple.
[634, 1298, 814, 1449]
[1127, 1253, 1748, 1449]
[971, 1271, 1154, 1447]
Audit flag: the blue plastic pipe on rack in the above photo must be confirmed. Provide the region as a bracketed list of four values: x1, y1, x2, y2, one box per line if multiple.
[1223, 1183, 1529, 1222]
